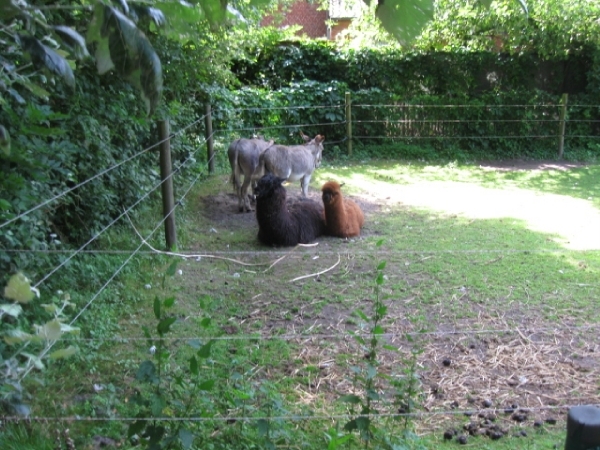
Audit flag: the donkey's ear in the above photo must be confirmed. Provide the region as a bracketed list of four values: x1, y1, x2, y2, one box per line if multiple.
[300, 131, 311, 142]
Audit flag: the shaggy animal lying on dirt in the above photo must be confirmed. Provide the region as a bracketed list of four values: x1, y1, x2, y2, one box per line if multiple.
[321, 180, 365, 238]
[255, 174, 326, 246]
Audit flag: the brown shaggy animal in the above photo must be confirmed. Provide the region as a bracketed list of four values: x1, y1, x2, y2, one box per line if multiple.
[321, 181, 365, 238]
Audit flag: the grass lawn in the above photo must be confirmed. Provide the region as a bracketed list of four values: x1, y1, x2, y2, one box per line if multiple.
[18, 159, 600, 449]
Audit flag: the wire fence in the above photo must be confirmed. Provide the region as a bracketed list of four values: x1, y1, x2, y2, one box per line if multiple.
[1, 100, 599, 441]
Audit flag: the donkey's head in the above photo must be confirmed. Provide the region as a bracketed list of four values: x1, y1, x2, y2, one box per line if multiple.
[307, 134, 325, 168]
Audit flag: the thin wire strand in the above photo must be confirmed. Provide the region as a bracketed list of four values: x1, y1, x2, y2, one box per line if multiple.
[61, 323, 600, 343]
[31, 128, 214, 289]
[19, 160, 206, 383]
[2, 402, 592, 424]
[0, 114, 208, 231]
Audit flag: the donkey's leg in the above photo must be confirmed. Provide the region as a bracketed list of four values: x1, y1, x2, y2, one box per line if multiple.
[240, 176, 253, 212]
[301, 174, 311, 197]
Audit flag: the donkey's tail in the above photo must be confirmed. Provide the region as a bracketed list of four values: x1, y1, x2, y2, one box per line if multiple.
[231, 140, 242, 195]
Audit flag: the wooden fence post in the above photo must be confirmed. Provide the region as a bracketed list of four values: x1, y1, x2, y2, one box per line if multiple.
[157, 119, 177, 250]
[345, 91, 353, 157]
[558, 93, 568, 159]
[205, 103, 214, 173]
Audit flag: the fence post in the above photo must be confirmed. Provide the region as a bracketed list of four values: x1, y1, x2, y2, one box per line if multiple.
[558, 93, 568, 159]
[345, 91, 352, 157]
[564, 405, 600, 450]
[158, 119, 177, 250]
[205, 103, 214, 173]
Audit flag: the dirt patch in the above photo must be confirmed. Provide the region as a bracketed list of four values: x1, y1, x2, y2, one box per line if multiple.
[185, 164, 599, 437]
[199, 190, 382, 236]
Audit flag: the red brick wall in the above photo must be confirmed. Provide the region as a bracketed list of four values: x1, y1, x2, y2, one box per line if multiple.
[262, 1, 328, 39]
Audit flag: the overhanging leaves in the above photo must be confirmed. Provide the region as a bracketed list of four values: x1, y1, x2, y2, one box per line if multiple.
[53, 26, 90, 60]
[197, 0, 227, 28]
[0, 125, 10, 155]
[4, 272, 34, 304]
[87, 4, 163, 116]
[48, 345, 77, 359]
[129, 4, 167, 27]
[375, 0, 435, 46]
[0, 303, 22, 318]
[17, 35, 75, 88]
[0, 0, 28, 22]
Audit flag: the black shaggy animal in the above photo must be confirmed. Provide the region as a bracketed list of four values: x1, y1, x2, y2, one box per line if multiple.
[254, 173, 326, 246]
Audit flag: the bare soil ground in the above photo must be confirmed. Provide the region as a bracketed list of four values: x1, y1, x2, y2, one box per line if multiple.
[179, 161, 599, 438]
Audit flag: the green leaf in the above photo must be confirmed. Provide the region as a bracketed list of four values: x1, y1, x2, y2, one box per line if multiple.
[4, 329, 36, 345]
[153, 2, 206, 42]
[375, 239, 384, 247]
[163, 296, 175, 308]
[257, 418, 269, 436]
[22, 352, 45, 370]
[343, 418, 357, 431]
[53, 26, 90, 60]
[197, 340, 213, 358]
[151, 393, 165, 416]
[189, 356, 199, 375]
[87, 4, 163, 116]
[178, 428, 194, 449]
[166, 260, 179, 277]
[366, 365, 377, 380]
[339, 394, 362, 404]
[199, 317, 211, 328]
[354, 309, 368, 321]
[153, 297, 161, 319]
[48, 345, 77, 359]
[197, 0, 227, 27]
[157, 317, 176, 335]
[366, 388, 380, 400]
[376, 272, 385, 285]
[17, 35, 75, 87]
[198, 379, 215, 391]
[355, 416, 371, 431]
[14, 76, 51, 99]
[145, 424, 165, 443]
[375, 0, 434, 46]
[4, 272, 35, 304]
[0, 125, 10, 155]
[373, 325, 385, 335]
[128, 419, 146, 438]
[0, 303, 22, 318]
[0, 0, 28, 21]
[130, 4, 166, 27]
[36, 319, 62, 341]
[136, 360, 158, 383]
[377, 261, 387, 270]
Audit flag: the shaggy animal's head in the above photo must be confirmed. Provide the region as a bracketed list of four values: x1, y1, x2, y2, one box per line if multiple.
[321, 180, 342, 205]
[255, 173, 287, 200]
